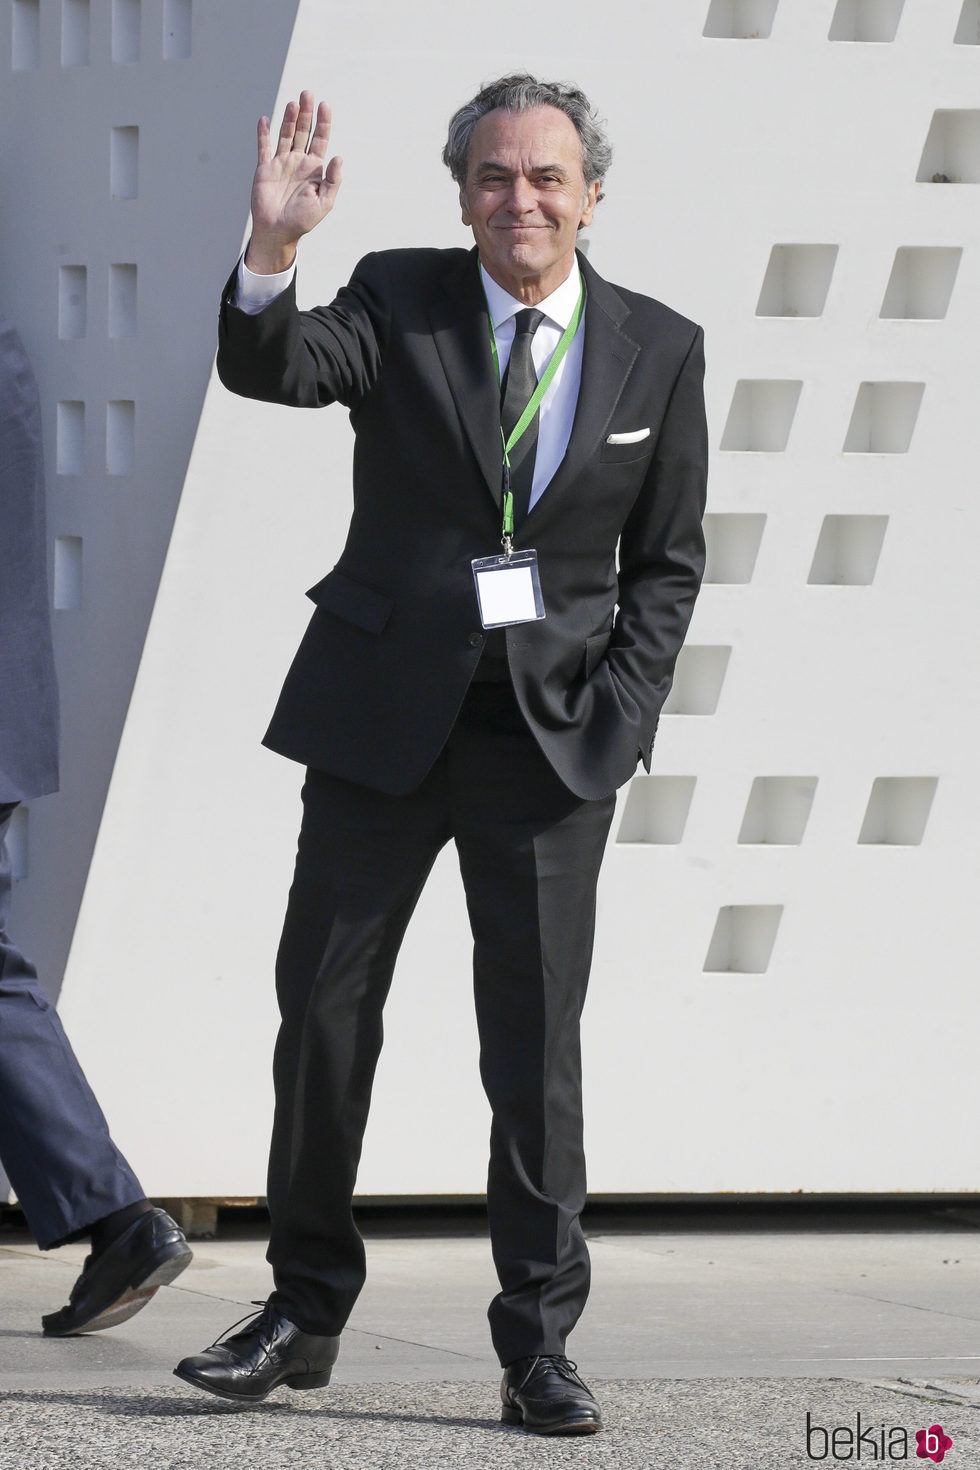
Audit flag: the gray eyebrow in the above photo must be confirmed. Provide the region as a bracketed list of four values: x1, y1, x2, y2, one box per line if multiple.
[474, 161, 570, 176]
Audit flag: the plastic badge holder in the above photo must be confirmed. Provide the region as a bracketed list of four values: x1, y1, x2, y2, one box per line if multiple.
[471, 549, 546, 629]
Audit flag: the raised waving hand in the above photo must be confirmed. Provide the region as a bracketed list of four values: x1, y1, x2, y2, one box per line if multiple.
[244, 91, 343, 274]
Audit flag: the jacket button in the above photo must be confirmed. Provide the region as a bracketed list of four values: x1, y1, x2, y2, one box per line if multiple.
[468, 632, 484, 647]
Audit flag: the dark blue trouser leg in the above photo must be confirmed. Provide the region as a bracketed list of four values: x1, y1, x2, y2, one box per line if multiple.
[0, 803, 144, 1248]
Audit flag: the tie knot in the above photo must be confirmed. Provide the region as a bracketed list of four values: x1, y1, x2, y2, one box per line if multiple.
[513, 307, 545, 339]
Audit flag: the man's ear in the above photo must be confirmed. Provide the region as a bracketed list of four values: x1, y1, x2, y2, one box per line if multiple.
[459, 187, 472, 227]
[578, 179, 601, 229]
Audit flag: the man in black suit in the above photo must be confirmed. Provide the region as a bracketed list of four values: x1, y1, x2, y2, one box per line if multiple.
[176, 77, 707, 1433]
[0, 314, 191, 1336]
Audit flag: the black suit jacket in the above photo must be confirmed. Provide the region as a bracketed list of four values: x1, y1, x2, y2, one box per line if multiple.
[217, 247, 707, 801]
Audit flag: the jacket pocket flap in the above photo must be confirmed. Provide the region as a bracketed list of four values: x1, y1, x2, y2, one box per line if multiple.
[306, 569, 393, 635]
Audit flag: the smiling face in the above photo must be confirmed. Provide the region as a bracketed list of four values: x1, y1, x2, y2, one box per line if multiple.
[459, 105, 600, 304]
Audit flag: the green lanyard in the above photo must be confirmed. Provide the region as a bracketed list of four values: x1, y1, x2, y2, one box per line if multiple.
[485, 277, 586, 543]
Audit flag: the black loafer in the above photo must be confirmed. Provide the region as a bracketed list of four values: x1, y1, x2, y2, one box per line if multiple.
[501, 1354, 603, 1435]
[42, 1207, 192, 1336]
[174, 1300, 340, 1404]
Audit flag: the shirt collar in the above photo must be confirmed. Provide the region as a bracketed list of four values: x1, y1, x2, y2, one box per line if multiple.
[480, 256, 582, 332]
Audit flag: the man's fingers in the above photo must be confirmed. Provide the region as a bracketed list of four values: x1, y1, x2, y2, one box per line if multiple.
[322, 156, 343, 192]
[271, 92, 325, 163]
[294, 89, 316, 155]
[256, 114, 272, 167]
[274, 99, 299, 158]
[310, 156, 343, 218]
[307, 102, 333, 161]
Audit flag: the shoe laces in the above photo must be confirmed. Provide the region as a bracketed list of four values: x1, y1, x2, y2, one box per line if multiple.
[515, 1355, 582, 1393]
[207, 1300, 277, 1354]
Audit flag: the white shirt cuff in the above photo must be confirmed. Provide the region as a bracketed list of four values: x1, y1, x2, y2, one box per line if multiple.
[234, 254, 297, 315]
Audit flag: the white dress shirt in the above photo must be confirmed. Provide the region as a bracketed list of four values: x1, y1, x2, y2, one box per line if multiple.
[478, 261, 584, 510]
[235, 254, 585, 511]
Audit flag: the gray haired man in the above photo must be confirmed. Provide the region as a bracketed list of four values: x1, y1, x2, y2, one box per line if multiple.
[175, 75, 707, 1433]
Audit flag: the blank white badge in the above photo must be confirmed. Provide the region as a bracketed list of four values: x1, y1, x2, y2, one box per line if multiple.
[471, 549, 546, 629]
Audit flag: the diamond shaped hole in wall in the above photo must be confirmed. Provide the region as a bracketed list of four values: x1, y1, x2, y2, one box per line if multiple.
[109, 264, 138, 338]
[58, 266, 87, 340]
[739, 777, 817, 845]
[858, 778, 938, 845]
[57, 401, 85, 475]
[111, 125, 139, 199]
[703, 513, 767, 584]
[12, 0, 41, 70]
[62, 0, 90, 66]
[164, 0, 192, 60]
[662, 646, 731, 716]
[7, 805, 29, 881]
[112, 0, 140, 64]
[721, 380, 802, 451]
[756, 245, 838, 317]
[808, 515, 888, 585]
[843, 383, 924, 453]
[704, 905, 783, 974]
[54, 537, 83, 611]
[829, 0, 905, 42]
[703, 0, 778, 38]
[107, 400, 135, 476]
[617, 776, 697, 844]
[880, 247, 962, 320]
[955, 0, 980, 44]
[917, 111, 980, 183]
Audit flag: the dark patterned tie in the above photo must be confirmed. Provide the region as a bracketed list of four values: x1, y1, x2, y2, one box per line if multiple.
[500, 307, 545, 526]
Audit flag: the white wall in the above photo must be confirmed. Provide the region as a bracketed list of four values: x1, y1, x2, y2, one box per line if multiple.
[0, 0, 300, 1000]
[7, 0, 979, 1197]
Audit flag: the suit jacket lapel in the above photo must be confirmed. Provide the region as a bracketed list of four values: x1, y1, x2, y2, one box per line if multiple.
[523, 252, 640, 530]
[428, 247, 503, 509]
[427, 248, 640, 521]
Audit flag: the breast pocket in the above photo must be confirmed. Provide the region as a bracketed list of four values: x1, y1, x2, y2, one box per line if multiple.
[600, 430, 656, 466]
[306, 568, 393, 635]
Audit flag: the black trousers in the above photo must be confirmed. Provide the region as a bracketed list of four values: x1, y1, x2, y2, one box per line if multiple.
[266, 680, 616, 1365]
[0, 804, 143, 1247]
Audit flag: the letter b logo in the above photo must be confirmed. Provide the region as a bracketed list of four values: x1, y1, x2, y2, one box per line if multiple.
[916, 1423, 953, 1464]
[806, 1414, 829, 1460]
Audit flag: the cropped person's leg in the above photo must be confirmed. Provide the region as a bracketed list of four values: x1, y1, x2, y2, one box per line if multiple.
[0, 805, 144, 1248]
[0, 804, 190, 1336]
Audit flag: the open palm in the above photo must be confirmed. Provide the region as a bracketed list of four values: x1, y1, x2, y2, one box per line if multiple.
[247, 92, 342, 271]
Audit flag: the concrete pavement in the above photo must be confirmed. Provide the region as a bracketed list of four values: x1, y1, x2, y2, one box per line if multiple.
[1, 1202, 978, 1467]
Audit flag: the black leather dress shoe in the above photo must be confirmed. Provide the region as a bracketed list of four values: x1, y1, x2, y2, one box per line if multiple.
[174, 1300, 340, 1404]
[42, 1207, 192, 1336]
[501, 1355, 603, 1435]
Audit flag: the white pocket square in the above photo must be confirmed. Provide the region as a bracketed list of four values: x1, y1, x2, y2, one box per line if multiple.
[605, 428, 650, 445]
